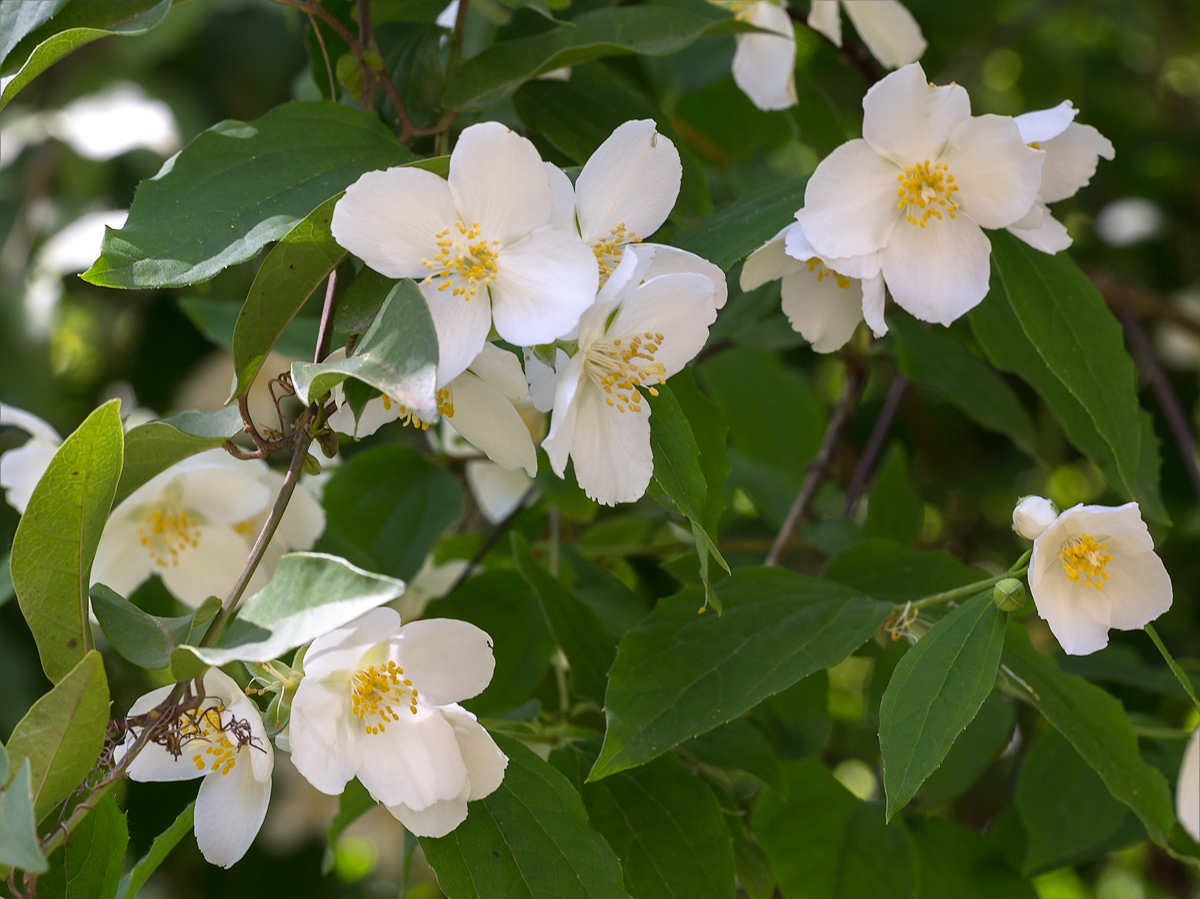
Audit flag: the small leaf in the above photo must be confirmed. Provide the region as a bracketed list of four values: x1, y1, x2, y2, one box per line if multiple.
[12, 400, 123, 682]
[291, 279, 439, 420]
[672, 178, 808, 271]
[177, 552, 404, 666]
[116, 407, 243, 506]
[332, 267, 397, 334]
[863, 443, 924, 547]
[879, 591, 1006, 818]
[90, 585, 219, 670]
[0, 760, 49, 874]
[420, 734, 630, 899]
[116, 801, 194, 899]
[38, 793, 128, 899]
[5, 651, 109, 823]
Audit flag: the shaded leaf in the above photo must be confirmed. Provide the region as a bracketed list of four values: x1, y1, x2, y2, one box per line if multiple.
[864, 443, 923, 547]
[682, 718, 785, 792]
[320, 780, 373, 876]
[672, 178, 808, 271]
[909, 816, 1036, 899]
[90, 585, 219, 670]
[39, 793, 127, 899]
[116, 801, 194, 899]
[823, 540, 986, 606]
[116, 407, 243, 506]
[0, 760, 48, 874]
[179, 297, 319, 360]
[919, 691, 1015, 807]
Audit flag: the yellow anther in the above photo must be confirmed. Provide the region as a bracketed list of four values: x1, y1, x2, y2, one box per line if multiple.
[421, 220, 500, 299]
[591, 222, 641, 284]
[351, 660, 418, 735]
[896, 159, 960, 227]
[1059, 533, 1113, 590]
[138, 507, 201, 567]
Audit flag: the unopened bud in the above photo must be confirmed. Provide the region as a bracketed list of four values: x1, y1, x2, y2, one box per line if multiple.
[993, 578, 1026, 612]
[1012, 495, 1058, 541]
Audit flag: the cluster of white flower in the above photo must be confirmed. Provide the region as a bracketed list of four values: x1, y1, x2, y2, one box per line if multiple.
[330, 119, 727, 506]
[743, 62, 1114, 352]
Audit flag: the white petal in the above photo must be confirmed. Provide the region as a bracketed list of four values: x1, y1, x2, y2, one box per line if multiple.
[542, 355, 586, 477]
[806, 0, 842, 46]
[386, 784, 470, 838]
[176, 467, 271, 524]
[90, 517, 155, 598]
[446, 371, 537, 476]
[466, 461, 533, 523]
[443, 706, 508, 801]
[880, 213, 992, 325]
[422, 278, 495, 385]
[273, 479, 326, 552]
[194, 756, 271, 868]
[289, 677, 363, 795]
[1012, 495, 1059, 541]
[565, 382, 653, 506]
[609, 273, 718, 376]
[448, 122, 552, 245]
[576, 120, 681, 244]
[780, 267, 864, 353]
[525, 348, 562, 414]
[545, 163, 578, 233]
[1032, 572, 1114, 655]
[125, 738, 209, 783]
[798, 140, 901, 259]
[357, 708, 468, 809]
[1008, 208, 1073, 254]
[490, 226, 599, 346]
[466, 343, 529, 401]
[1179, 728, 1200, 843]
[0, 403, 61, 443]
[945, 114, 1044, 230]
[1, 442, 57, 514]
[303, 607, 401, 679]
[393, 618, 496, 706]
[861, 63, 970, 164]
[638, 243, 729, 309]
[160, 524, 254, 607]
[861, 272, 887, 337]
[1037, 122, 1115, 205]
[1015, 101, 1078, 145]
[1102, 541, 1172, 631]
[741, 226, 806, 291]
[732, 3, 798, 112]
[841, 1, 927, 69]
[332, 168, 458, 278]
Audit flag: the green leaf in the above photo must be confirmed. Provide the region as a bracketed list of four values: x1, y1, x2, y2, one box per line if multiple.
[0, 760, 48, 874]
[918, 691, 1015, 807]
[0, 0, 172, 111]
[582, 753, 735, 899]
[318, 445, 462, 581]
[681, 719, 785, 792]
[90, 585, 219, 670]
[0, 0, 72, 68]
[291, 279, 439, 420]
[443, 6, 745, 110]
[177, 552, 404, 666]
[115, 407, 243, 506]
[320, 780, 374, 876]
[421, 734, 630, 899]
[0, 551, 13, 609]
[5, 651, 109, 823]
[1002, 623, 1178, 849]
[879, 591, 1007, 818]
[82, 101, 412, 289]
[823, 540, 987, 606]
[864, 443, 924, 547]
[752, 759, 918, 899]
[591, 568, 889, 780]
[1016, 729, 1133, 874]
[512, 533, 616, 706]
[672, 177, 808, 271]
[891, 315, 1040, 460]
[668, 369, 728, 536]
[12, 400, 123, 682]
[116, 801, 194, 899]
[332, 267, 397, 334]
[908, 816, 1036, 899]
[0, 741, 7, 785]
[179, 298, 320, 360]
[230, 195, 345, 398]
[38, 793, 128, 899]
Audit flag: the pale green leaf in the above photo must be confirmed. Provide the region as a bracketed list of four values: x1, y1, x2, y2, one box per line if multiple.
[116, 802, 194, 899]
[115, 407, 243, 506]
[0, 760, 48, 874]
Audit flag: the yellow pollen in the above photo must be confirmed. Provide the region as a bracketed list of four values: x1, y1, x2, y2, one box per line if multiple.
[1059, 533, 1112, 590]
[233, 518, 256, 538]
[181, 706, 240, 777]
[1028, 141, 1041, 150]
[137, 507, 201, 568]
[351, 660, 419, 734]
[591, 221, 641, 284]
[804, 257, 852, 289]
[896, 159, 960, 227]
[584, 329, 666, 413]
[421, 221, 500, 300]
[387, 389, 453, 431]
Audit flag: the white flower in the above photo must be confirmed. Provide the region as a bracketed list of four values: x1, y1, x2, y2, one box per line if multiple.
[1011, 494, 1059, 541]
[741, 222, 886, 353]
[289, 608, 507, 838]
[731, 1, 798, 111]
[1007, 101, 1114, 253]
[796, 62, 1043, 326]
[542, 247, 719, 505]
[91, 449, 325, 606]
[807, 0, 926, 70]
[331, 122, 598, 384]
[434, 406, 541, 524]
[0, 403, 62, 514]
[1022, 499, 1172, 656]
[117, 669, 273, 868]
[1179, 727, 1199, 842]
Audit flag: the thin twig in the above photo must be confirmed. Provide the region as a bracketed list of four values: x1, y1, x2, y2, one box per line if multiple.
[766, 362, 864, 567]
[315, 270, 339, 363]
[445, 487, 538, 595]
[308, 11, 336, 98]
[843, 373, 908, 517]
[355, 0, 376, 112]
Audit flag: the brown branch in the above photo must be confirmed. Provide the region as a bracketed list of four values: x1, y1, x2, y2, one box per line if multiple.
[355, 0, 376, 112]
[315, 269, 339, 363]
[1090, 268, 1200, 344]
[843, 373, 908, 517]
[308, 11, 336, 98]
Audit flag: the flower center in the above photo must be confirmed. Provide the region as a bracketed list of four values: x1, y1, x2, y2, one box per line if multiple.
[381, 389, 454, 431]
[421, 221, 500, 299]
[591, 221, 640, 284]
[584, 330, 667, 413]
[351, 660, 418, 735]
[184, 707, 239, 776]
[1059, 533, 1112, 590]
[896, 160, 960, 227]
[804, 257, 852, 289]
[138, 506, 200, 568]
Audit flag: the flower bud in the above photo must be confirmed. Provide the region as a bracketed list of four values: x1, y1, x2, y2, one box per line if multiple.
[1012, 495, 1059, 540]
[993, 578, 1026, 612]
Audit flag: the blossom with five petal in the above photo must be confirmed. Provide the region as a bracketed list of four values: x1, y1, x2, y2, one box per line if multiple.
[331, 122, 598, 384]
[288, 608, 507, 837]
[1014, 497, 1172, 656]
[796, 62, 1044, 325]
[117, 669, 274, 868]
[807, 0, 926, 70]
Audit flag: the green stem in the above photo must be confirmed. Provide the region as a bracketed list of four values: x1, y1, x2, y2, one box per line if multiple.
[909, 554, 1030, 611]
[1144, 623, 1200, 714]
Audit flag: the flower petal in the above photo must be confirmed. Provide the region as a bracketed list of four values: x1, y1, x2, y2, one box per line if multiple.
[609, 273, 718, 376]
[1037, 121, 1115, 204]
[798, 139, 901, 259]
[861, 272, 887, 337]
[542, 354, 586, 477]
[945, 114, 1044, 229]
[444, 706, 508, 801]
[332, 167, 458, 278]
[386, 784, 470, 838]
[780, 268, 864, 353]
[422, 278, 495, 385]
[466, 342, 529, 401]
[160, 523, 255, 607]
[176, 465, 271, 524]
[732, 2, 798, 112]
[1, 442, 57, 514]
[741, 226, 805, 291]
[861, 62, 970, 164]
[806, 0, 842, 46]
[879, 212, 992, 325]
[546, 163, 578, 233]
[1015, 100, 1078, 145]
[357, 707, 468, 809]
[575, 120, 681, 245]
[125, 737, 208, 783]
[448, 122, 552, 245]
[194, 755, 271, 867]
[446, 370, 537, 476]
[638, 243, 729, 309]
[466, 461, 533, 523]
[490, 226, 599, 347]
[1008, 208, 1073, 254]
[393, 617, 496, 706]
[304, 607, 401, 679]
[564, 382, 653, 506]
[1179, 728, 1200, 843]
[1102, 541, 1172, 631]
[289, 676, 363, 795]
[0, 403, 61, 443]
[841, 0, 927, 69]
[273, 477, 326, 552]
[90, 517, 154, 598]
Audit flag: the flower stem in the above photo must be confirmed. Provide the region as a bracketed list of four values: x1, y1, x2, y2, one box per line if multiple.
[1143, 623, 1200, 714]
[908, 552, 1031, 611]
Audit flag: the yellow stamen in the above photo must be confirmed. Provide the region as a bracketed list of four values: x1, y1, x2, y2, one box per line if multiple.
[351, 660, 419, 734]
[421, 221, 500, 299]
[585, 329, 666, 414]
[804, 257, 852, 289]
[896, 159, 960, 227]
[137, 507, 200, 568]
[591, 221, 641, 285]
[1059, 533, 1112, 590]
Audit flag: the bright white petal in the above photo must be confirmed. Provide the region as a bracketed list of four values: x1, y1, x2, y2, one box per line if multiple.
[1015, 101, 1078, 145]
[160, 524, 253, 607]
[945, 114, 1044, 230]
[194, 757, 271, 868]
[880, 213, 991, 325]
[806, 0, 842, 45]
[444, 706, 508, 801]
[861, 272, 887, 337]
[448, 122, 552, 245]
[490, 226, 599, 347]
[780, 267, 864, 353]
[1038, 122, 1115, 204]
[0, 404, 61, 443]
[861, 63, 970, 164]
[303, 607, 401, 679]
[394, 618, 496, 706]
[545, 163, 578, 233]
[527, 347, 568, 414]
[798, 140, 901, 259]
[387, 784, 470, 838]
[1008, 208, 1073, 254]
[357, 708, 468, 809]
[447, 371, 537, 476]
[567, 383, 653, 506]
[576, 120, 681, 244]
[841, 0, 927, 69]
[1, 442, 57, 514]
[742, 227, 805, 291]
[1179, 728, 1200, 843]
[638, 243, 729, 309]
[176, 467, 271, 524]
[466, 461, 533, 523]
[332, 168, 458, 278]
[1102, 541, 1172, 631]
[125, 738, 208, 783]
[422, 278, 495, 385]
[609, 273, 717, 376]
[732, 3, 798, 112]
[90, 517, 155, 598]
[466, 343, 529, 401]
[1034, 575, 1114, 655]
[542, 355, 586, 477]
[289, 677, 362, 795]
[273, 479, 326, 552]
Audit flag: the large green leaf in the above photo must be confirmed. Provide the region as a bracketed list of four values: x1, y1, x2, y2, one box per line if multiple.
[90, 585, 219, 671]
[672, 178, 808, 271]
[420, 735, 630, 899]
[116, 407, 243, 507]
[5, 651, 109, 823]
[291, 279, 439, 421]
[11, 400, 123, 682]
[0, 0, 72, 68]
[231, 195, 345, 398]
[177, 552, 404, 666]
[909, 816, 1036, 899]
[879, 591, 1006, 818]
[752, 759, 918, 899]
[443, 6, 746, 110]
[591, 568, 889, 780]
[918, 691, 1015, 807]
[1002, 624, 1178, 850]
[0, 759, 48, 874]
[115, 802, 194, 899]
[582, 753, 735, 899]
[82, 101, 412, 289]
[38, 793, 127, 899]
[0, 0, 172, 110]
